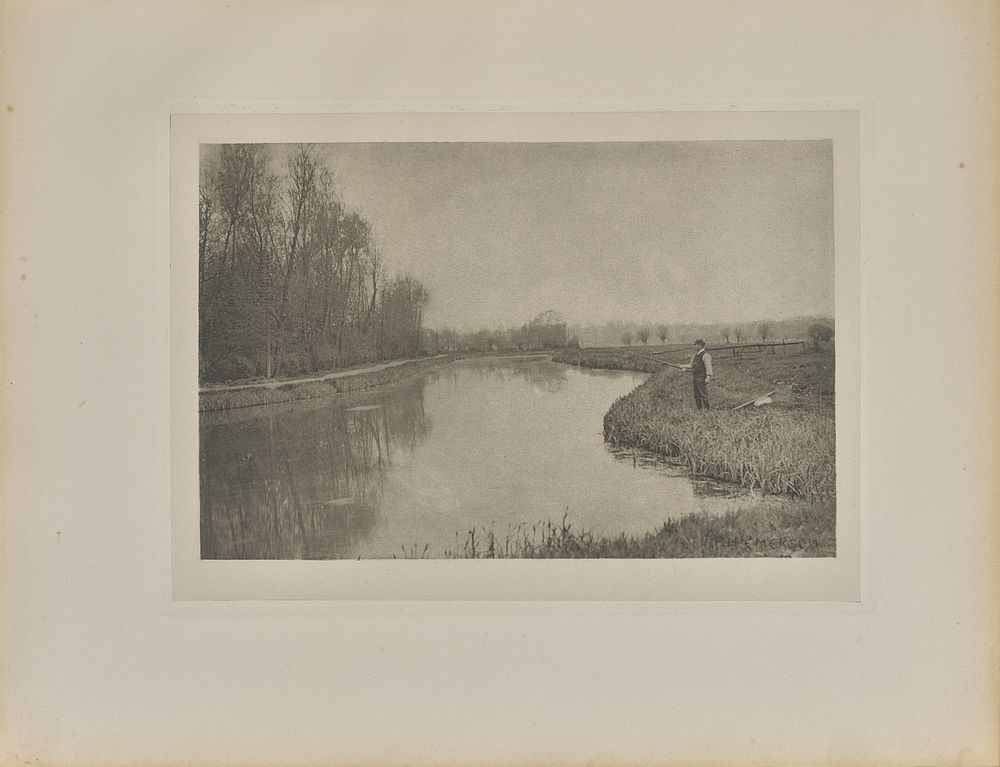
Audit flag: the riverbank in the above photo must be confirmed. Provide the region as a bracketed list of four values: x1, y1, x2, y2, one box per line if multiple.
[551, 344, 837, 556]
[440, 499, 835, 558]
[555, 345, 835, 497]
[199, 355, 458, 412]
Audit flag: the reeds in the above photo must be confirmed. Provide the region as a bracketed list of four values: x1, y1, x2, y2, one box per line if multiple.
[562, 348, 838, 500]
[393, 543, 431, 560]
[433, 501, 835, 558]
[604, 391, 835, 498]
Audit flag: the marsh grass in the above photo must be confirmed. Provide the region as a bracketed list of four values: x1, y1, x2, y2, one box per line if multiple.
[393, 543, 431, 560]
[436, 501, 834, 558]
[555, 346, 837, 499]
[604, 389, 835, 497]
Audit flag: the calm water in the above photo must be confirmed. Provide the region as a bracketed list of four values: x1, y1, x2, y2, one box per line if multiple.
[200, 358, 750, 559]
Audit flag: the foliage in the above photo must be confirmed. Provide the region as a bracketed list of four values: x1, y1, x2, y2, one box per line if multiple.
[199, 144, 430, 383]
[620, 332, 633, 346]
[808, 323, 835, 351]
[564, 316, 831, 348]
[435, 310, 569, 353]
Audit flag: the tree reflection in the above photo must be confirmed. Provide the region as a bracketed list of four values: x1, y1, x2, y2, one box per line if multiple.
[200, 379, 430, 559]
[441, 359, 568, 394]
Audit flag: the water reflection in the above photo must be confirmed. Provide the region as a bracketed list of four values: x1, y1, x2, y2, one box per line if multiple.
[200, 379, 429, 559]
[443, 357, 569, 394]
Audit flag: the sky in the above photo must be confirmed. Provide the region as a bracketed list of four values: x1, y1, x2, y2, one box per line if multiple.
[276, 141, 834, 331]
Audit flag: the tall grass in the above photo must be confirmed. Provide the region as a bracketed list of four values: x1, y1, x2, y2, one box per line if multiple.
[558, 347, 837, 499]
[437, 501, 835, 558]
[604, 385, 835, 497]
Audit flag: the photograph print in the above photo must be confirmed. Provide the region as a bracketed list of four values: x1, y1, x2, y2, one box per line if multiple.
[197, 138, 837, 560]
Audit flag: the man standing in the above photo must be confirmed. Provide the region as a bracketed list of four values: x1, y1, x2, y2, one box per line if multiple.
[681, 339, 713, 410]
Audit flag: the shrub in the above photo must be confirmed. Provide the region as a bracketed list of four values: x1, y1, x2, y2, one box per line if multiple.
[808, 323, 835, 351]
[310, 341, 337, 371]
[214, 354, 258, 381]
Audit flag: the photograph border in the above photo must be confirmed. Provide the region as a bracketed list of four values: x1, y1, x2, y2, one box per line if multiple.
[170, 106, 864, 602]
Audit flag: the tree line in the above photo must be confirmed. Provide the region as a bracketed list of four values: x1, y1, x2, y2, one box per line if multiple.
[570, 316, 834, 348]
[434, 310, 570, 353]
[428, 313, 833, 353]
[199, 144, 429, 383]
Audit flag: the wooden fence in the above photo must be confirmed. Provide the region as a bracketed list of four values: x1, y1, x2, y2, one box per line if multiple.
[705, 340, 807, 356]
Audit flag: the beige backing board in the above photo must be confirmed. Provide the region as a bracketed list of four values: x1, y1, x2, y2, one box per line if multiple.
[2, 2, 997, 765]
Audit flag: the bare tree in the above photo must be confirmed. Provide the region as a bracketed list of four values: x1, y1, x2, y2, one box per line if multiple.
[808, 323, 834, 351]
[656, 324, 668, 345]
[198, 143, 431, 383]
[637, 327, 650, 345]
[362, 242, 384, 333]
[272, 144, 321, 375]
[757, 321, 772, 343]
[199, 144, 276, 380]
[198, 171, 214, 286]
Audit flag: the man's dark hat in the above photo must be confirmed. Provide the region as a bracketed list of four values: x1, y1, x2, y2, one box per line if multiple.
[694, 339, 705, 346]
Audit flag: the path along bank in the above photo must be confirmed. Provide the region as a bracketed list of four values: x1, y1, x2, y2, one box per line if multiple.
[199, 354, 459, 412]
[198, 352, 554, 412]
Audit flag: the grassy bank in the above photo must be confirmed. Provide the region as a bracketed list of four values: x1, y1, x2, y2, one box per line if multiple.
[199, 355, 456, 412]
[551, 345, 836, 556]
[436, 500, 835, 558]
[558, 345, 836, 498]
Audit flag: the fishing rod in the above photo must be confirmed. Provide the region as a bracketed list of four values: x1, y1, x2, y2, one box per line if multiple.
[625, 350, 780, 411]
[623, 351, 687, 370]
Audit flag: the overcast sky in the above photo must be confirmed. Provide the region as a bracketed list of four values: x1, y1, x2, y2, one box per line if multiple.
[280, 141, 833, 331]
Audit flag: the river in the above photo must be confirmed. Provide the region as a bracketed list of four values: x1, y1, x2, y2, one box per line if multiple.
[200, 357, 750, 559]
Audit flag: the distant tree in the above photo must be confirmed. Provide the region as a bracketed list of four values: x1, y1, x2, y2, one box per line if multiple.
[757, 322, 772, 343]
[566, 335, 580, 348]
[808, 323, 835, 351]
[723, 327, 731, 344]
[527, 309, 568, 349]
[620, 332, 633, 346]
[657, 324, 668, 344]
[637, 327, 650, 345]
[734, 326, 743, 344]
